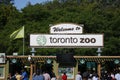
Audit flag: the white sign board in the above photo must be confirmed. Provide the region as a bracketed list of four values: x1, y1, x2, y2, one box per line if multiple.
[50, 23, 83, 34]
[0, 53, 5, 63]
[30, 34, 103, 48]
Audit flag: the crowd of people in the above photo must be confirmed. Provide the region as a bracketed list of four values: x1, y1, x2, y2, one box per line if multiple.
[7, 69, 120, 80]
[7, 69, 29, 80]
[75, 70, 120, 80]
[100, 70, 120, 80]
[32, 70, 56, 80]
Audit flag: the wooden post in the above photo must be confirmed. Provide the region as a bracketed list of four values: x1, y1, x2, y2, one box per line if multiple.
[33, 64, 36, 74]
[30, 64, 33, 80]
[53, 60, 59, 79]
[97, 63, 101, 79]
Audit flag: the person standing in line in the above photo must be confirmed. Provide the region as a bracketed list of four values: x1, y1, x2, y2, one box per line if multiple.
[21, 69, 29, 80]
[62, 72, 67, 80]
[82, 71, 89, 80]
[75, 71, 82, 80]
[33, 70, 44, 80]
[51, 72, 56, 80]
[92, 74, 99, 80]
[115, 70, 120, 80]
[110, 72, 115, 80]
[107, 72, 112, 80]
[7, 73, 12, 80]
[15, 71, 22, 80]
[43, 71, 51, 80]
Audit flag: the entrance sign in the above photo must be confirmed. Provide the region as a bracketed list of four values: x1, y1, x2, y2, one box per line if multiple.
[30, 34, 103, 48]
[50, 23, 83, 34]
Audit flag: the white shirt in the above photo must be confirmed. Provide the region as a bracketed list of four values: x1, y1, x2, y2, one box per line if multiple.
[115, 73, 120, 80]
[111, 73, 115, 79]
[92, 76, 98, 80]
[51, 77, 56, 80]
[43, 73, 51, 80]
[75, 74, 82, 80]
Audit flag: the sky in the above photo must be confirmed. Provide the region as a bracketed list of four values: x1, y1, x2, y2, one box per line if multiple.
[14, 0, 50, 10]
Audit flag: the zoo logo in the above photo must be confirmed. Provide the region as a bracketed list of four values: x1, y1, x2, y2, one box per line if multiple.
[36, 36, 47, 46]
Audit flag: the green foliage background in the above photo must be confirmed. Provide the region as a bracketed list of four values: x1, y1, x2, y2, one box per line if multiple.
[0, 0, 120, 56]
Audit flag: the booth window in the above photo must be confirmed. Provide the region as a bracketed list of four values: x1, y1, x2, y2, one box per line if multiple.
[58, 67, 74, 79]
[0, 66, 5, 78]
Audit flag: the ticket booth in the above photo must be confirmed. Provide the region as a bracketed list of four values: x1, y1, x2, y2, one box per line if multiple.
[5, 56, 120, 80]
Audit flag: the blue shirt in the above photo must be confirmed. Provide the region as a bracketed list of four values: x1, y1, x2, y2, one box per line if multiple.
[22, 71, 29, 80]
[33, 75, 44, 80]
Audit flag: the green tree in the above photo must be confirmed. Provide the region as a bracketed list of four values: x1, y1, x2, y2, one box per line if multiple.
[0, 0, 120, 56]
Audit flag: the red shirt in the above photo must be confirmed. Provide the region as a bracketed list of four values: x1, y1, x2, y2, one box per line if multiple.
[62, 74, 67, 80]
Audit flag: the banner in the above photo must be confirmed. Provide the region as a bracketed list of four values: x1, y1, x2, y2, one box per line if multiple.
[10, 26, 24, 40]
[30, 34, 104, 48]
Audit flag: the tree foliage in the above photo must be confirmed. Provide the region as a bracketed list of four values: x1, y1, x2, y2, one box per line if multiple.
[0, 0, 120, 56]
